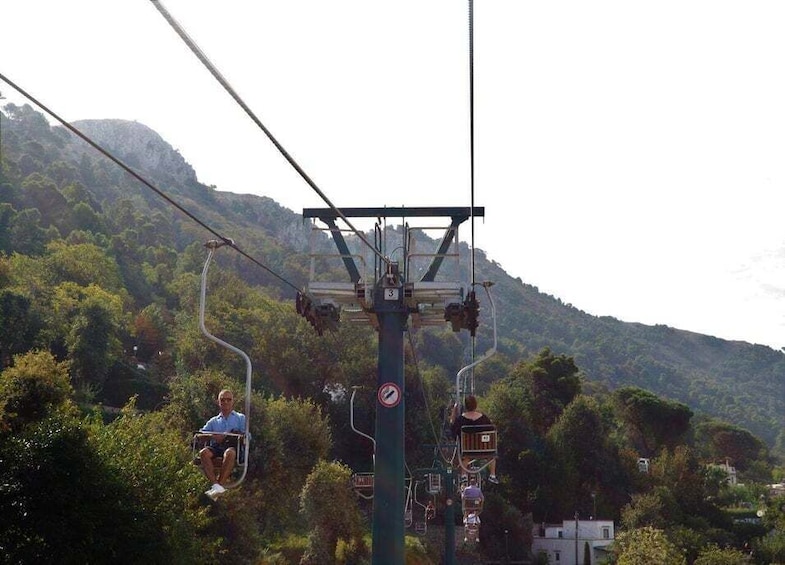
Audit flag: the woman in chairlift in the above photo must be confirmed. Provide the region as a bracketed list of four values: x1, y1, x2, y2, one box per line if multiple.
[450, 395, 499, 484]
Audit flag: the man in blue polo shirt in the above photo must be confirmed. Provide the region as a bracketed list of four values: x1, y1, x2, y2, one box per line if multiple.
[199, 389, 246, 498]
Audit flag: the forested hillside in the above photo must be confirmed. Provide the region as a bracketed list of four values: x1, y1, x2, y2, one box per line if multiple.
[2, 103, 783, 451]
[2, 102, 785, 564]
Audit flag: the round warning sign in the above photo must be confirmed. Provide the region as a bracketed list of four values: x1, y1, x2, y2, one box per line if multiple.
[378, 382, 402, 408]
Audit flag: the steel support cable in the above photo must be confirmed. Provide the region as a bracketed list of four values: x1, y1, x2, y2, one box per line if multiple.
[406, 330, 456, 465]
[466, 0, 478, 394]
[149, 0, 387, 266]
[468, 0, 477, 288]
[0, 72, 301, 295]
[455, 283, 497, 400]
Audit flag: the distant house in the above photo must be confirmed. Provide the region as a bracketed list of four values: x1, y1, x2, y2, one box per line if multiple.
[531, 518, 614, 565]
[709, 459, 738, 486]
[637, 457, 650, 473]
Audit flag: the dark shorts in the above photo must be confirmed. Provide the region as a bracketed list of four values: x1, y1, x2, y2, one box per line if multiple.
[206, 442, 235, 458]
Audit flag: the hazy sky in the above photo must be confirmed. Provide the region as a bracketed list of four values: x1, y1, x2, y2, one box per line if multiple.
[3, 1, 785, 349]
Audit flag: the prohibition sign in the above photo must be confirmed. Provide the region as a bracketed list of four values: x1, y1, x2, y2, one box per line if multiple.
[378, 382, 401, 408]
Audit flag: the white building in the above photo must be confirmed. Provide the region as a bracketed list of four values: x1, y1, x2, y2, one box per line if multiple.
[709, 459, 738, 486]
[531, 518, 614, 565]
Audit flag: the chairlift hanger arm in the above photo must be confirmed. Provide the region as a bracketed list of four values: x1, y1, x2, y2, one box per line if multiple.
[350, 387, 376, 453]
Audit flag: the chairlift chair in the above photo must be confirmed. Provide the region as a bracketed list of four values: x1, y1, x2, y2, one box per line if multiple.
[349, 387, 376, 500]
[458, 424, 498, 476]
[192, 432, 247, 482]
[194, 240, 252, 491]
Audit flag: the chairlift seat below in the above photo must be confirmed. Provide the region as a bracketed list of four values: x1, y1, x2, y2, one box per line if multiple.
[192, 432, 247, 477]
[352, 473, 374, 490]
[426, 473, 442, 494]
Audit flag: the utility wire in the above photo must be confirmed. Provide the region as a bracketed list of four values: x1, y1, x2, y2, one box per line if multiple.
[406, 330, 457, 466]
[0, 72, 301, 294]
[468, 0, 476, 287]
[466, 0, 478, 395]
[149, 0, 387, 266]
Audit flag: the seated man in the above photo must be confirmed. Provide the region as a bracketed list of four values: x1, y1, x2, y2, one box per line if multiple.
[450, 395, 499, 483]
[199, 389, 246, 499]
[461, 479, 484, 519]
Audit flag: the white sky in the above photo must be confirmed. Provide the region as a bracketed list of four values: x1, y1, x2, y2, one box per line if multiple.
[2, 1, 785, 350]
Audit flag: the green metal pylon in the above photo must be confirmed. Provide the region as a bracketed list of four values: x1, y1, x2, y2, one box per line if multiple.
[371, 280, 408, 564]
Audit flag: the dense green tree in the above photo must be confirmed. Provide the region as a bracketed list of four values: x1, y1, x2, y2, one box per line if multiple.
[256, 394, 333, 537]
[651, 446, 707, 518]
[106, 198, 141, 232]
[61, 180, 99, 209]
[44, 160, 80, 189]
[612, 387, 693, 456]
[546, 395, 622, 518]
[45, 240, 125, 293]
[70, 200, 105, 236]
[692, 544, 748, 565]
[484, 379, 542, 513]
[512, 348, 582, 435]
[299, 460, 367, 565]
[132, 303, 172, 362]
[621, 490, 670, 531]
[693, 418, 768, 471]
[762, 492, 785, 532]
[19, 173, 71, 233]
[0, 202, 15, 253]
[67, 301, 117, 389]
[0, 289, 41, 366]
[0, 350, 75, 433]
[51, 283, 126, 390]
[90, 403, 213, 563]
[0, 414, 162, 563]
[2, 103, 53, 140]
[10, 208, 50, 255]
[613, 526, 686, 565]
[413, 328, 465, 376]
[753, 530, 785, 564]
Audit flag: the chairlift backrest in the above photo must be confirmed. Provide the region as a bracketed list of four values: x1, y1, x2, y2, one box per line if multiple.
[427, 473, 442, 494]
[460, 424, 497, 456]
[352, 473, 374, 490]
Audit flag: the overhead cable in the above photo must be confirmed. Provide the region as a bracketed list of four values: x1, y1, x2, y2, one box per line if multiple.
[468, 0, 477, 288]
[149, 0, 387, 266]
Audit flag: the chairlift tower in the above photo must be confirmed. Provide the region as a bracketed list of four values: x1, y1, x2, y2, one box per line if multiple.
[301, 206, 483, 565]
